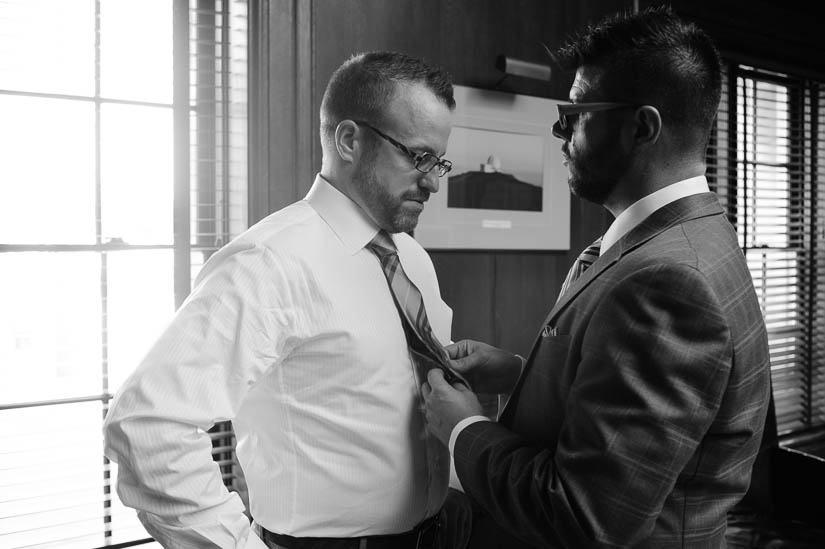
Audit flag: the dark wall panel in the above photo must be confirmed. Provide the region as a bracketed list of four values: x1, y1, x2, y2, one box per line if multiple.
[644, 0, 825, 79]
[493, 252, 563, 355]
[430, 252, 496, 344]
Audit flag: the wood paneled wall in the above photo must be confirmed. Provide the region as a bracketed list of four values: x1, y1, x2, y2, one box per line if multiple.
[253, 0, 705, 355]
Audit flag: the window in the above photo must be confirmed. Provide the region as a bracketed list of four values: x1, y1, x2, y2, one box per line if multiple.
[708, 63, 825, 440]
[0, 0, 248, 547]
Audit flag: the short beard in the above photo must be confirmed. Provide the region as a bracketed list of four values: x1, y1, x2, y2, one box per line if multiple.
[569, 170, 619, 205]
[567, 144, 628, 206]
[352, 150, 421, 234]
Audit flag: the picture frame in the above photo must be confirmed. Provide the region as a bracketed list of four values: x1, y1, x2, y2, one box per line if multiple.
[415, 85, 570, 250]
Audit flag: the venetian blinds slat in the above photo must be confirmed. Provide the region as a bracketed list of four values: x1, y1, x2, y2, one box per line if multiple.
[708, 63, 825, 436]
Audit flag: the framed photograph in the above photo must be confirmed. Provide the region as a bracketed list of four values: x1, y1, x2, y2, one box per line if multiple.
[415, 85, 570, 250]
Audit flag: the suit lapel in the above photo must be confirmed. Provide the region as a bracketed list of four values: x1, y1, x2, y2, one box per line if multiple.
[501, 193, 726, 421]
[546, 192, 724, 325]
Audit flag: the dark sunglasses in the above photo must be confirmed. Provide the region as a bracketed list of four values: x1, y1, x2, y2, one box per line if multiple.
[553, 102, 637, 138]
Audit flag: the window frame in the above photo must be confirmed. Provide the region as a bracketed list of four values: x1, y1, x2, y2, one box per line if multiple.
[0, 0, 248, 547]
[709, 61, 825, 447]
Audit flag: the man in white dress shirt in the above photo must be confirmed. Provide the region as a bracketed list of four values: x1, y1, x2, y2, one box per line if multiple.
[103, 51, 469, 549]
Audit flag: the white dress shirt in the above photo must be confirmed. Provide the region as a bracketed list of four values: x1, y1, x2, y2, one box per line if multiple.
[104, 175, 453, 548]
[447, 176, 711, 459]
[600, 175, 710, 253]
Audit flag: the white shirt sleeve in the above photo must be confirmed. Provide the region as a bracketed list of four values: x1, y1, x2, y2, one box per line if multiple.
[448, 354, 525, 492]
[103, 244, 289, 548]
[447, 415, 491, 493]
[449, 416, 492, 455]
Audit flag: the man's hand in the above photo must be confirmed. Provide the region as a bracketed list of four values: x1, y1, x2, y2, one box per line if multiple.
[422, 369, 484, 446]
[447, 339, 523, 394]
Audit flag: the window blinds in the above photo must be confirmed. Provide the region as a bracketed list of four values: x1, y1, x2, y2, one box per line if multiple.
[190, 0, 250, 514]
[707, 63, 825, 436]
[0, 0, 248, 547]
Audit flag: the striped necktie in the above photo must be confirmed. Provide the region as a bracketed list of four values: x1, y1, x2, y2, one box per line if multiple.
[557, 236, 602, 301]
[367, 231, 468, 387]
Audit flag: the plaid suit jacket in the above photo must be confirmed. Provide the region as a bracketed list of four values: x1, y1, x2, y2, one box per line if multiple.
[453, 193, 771, 548]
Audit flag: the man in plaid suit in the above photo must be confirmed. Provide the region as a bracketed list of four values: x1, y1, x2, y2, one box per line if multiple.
[422, 6, 771, 548]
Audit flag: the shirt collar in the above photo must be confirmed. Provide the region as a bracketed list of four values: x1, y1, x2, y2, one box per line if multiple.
[600, 175, 710, 254]
[305, 174, 380, 255]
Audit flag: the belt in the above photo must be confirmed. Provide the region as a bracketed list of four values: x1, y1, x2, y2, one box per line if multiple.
[256, 512, 442, 549]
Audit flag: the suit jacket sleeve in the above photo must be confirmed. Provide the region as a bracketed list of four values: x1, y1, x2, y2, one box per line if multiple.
[453, 263, 733, 547]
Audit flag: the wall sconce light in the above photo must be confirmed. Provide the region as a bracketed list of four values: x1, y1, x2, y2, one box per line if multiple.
[495, 54, 552, 85]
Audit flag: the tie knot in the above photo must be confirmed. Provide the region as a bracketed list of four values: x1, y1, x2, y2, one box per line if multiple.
[367, 230, 397, 257]
[580, 236, 602, 263]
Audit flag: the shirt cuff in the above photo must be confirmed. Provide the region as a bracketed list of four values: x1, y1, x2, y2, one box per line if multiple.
[449, 415, 491, 454]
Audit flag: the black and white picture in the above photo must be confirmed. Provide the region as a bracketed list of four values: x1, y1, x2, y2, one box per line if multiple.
[446, 127, 544, 212]
[415, 85, 570, 250]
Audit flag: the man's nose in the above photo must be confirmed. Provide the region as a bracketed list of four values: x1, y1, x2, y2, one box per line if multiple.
[552, 120, 569, 141]
[418, 169, 440, 193]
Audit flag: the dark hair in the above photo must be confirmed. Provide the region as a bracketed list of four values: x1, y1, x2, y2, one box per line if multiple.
[320, 51, 454, 150]
[552, 5, 721, 150]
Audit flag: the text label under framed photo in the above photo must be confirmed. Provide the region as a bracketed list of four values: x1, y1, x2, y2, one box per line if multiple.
[415, 85, 570, 250]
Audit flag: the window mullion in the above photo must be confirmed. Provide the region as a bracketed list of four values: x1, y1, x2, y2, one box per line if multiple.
[174, 0, 192, 309]
[800, 82, 811, 430]
[810, 81, 824, 429]
[92, 0, 116, 543]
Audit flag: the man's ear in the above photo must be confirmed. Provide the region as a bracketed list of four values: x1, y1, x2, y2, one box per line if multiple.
[632, 105, 662, 146]
[335, 120, 360, 164]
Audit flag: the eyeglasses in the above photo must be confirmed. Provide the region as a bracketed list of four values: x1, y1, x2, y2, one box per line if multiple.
[353, 120, 453, 177]
[553, 102, 636, 139]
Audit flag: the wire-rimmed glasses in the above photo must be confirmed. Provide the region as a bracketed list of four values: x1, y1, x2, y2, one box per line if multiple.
[353, 120, 453, 177]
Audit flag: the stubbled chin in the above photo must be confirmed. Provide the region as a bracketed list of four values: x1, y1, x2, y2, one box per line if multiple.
[392, 209, 421, 233]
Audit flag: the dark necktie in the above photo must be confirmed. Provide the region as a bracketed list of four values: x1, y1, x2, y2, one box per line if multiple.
[367, 231, 468, 387]
[557, 236, 602, 302]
